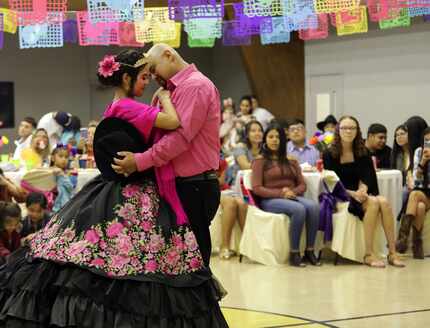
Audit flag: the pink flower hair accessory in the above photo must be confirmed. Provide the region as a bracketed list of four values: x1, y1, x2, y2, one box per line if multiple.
[98, 55, 121, 78]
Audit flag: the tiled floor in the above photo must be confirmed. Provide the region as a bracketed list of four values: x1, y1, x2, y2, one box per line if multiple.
[214, 255, 430, 327]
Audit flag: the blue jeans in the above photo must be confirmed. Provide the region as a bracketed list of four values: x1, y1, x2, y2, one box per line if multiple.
[260, 197, 320, 251]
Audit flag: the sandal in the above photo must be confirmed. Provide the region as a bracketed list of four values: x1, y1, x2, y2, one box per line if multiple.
[388, 253, 406, 268]
[219, 248, 235, 260]
[363, 254, 386, 268]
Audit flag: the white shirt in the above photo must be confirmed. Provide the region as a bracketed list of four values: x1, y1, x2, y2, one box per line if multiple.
[37, 112, 63, 146]
[253, 107, 274, 131]
[12, 135, 32, 160]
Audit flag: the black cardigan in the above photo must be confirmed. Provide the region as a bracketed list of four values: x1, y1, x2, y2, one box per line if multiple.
[323, 152, 379, 196]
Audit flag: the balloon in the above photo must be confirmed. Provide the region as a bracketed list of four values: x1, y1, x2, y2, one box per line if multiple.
[315, 131, 322, 137]
[1, 136, 9, 145]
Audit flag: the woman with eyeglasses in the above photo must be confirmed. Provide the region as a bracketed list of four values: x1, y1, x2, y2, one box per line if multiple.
[323, 116, 405, 268]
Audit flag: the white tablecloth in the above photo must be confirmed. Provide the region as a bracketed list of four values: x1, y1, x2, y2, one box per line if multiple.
[235, 169, 403, 217]
[5, 169, 100, 193]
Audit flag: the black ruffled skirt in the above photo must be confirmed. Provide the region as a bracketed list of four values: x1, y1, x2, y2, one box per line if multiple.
[0, 175, 228, 327]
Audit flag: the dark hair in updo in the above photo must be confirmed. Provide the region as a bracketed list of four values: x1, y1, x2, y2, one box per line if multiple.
[97, 49, 145, 94]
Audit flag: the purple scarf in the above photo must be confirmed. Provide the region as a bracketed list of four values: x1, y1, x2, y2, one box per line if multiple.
[318, 181, 350, 242]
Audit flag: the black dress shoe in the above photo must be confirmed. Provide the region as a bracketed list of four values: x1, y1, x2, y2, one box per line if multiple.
[303, 250, 322, 266]
[289, 252, 306, 267]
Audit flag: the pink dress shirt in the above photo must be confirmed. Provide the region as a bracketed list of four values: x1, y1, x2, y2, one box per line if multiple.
[135, 64, 221, 177]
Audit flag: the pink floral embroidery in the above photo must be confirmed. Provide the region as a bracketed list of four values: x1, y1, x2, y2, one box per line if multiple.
[184, 231, 198, 251]
[107, 222, 124, 238]
[91, 258, 105, 267]
[66, 240, 89, 258]
[122, 184, 140, 198]
[85, 229, 100, 244]
[140, 220, 153, 232]
[117, 234, 133, 255]
[149, 234, 165, 253]
[111, 255, 130, 269]
[145, 260, 158, 273]
[190, 257, 202, 269]
[29, 181, 204, 277]
[166, 249, 180, 267]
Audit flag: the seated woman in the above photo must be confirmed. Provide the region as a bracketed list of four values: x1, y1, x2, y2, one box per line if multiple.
[401, 127, 430, 259]
[233, 120, 263, 170]
[217, 157, 247, 260]
[391, 125, 414, 253]
[21, 128, 51, 168]
[251, 124, 321, 267]
[323, 116, 404, 268]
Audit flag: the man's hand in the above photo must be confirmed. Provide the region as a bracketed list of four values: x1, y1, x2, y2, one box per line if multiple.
[112, 152, 137, 177]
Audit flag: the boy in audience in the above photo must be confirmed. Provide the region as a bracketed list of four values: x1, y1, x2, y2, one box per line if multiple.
[12, 117, 37, 160]
[21, 192, 51, 244]
[287, 119, 320, 167]
[365, 123, 392, 169]
[0, 202, 22, 260]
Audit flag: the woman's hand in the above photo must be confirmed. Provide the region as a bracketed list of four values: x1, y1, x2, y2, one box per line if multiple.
[112, 152, 137, 177]
[421, 148, 430, 165]
[155, 88, 171, 102]
[351, 190, 368, 203]
[282, 187, 297, 200]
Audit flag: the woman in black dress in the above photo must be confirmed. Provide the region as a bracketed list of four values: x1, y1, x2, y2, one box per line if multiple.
[323, 116, 405, 268]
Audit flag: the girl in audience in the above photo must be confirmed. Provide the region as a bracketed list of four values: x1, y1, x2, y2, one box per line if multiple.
[0, 168, 28, 203]
[233, 120, 263, 170]
[236, 96, 254, 125]
[323, 116, 404, 268]
[401, 127, 430, 259]
[405, 116, 428, 158]
[0, 201, 22, 257]
[251, 124, 321, 267]
[218, 157, 248, 260]
[391, 125, 414, 252]
[21, 128, 51, 168]
[391, 125, 413, 188]
[50, 147, 75, 213]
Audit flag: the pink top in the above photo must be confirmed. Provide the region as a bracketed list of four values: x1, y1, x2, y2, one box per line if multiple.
[103, 98, 189, 226]
[103, 98, 159, 142]
[251, 158, 307, 198]
[134, 64, 221, 177]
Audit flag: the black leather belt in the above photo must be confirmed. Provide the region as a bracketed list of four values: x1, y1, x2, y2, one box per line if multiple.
[176, 170, 217, 183]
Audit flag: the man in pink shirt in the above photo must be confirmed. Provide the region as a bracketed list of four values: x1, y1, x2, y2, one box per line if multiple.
[113, 44, 221, 266]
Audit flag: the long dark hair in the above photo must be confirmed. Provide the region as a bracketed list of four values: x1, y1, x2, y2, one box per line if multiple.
[243, 120, 263, 150]
[261, 123, 289, 172]
[329, 116, 368, 159]
[405, 116, 428, 157]
[391, 125, 411, 171]
[420, 127, 430, 189]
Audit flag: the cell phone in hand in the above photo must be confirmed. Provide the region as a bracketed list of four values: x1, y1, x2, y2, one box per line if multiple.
[80, 128, 88, 140]
[424, 140, 430, 149]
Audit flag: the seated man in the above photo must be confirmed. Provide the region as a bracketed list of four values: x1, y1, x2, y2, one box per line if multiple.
[13, 117, 37, 161]
[365, 123, 392, 169]
[287, 119, 320, 167]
